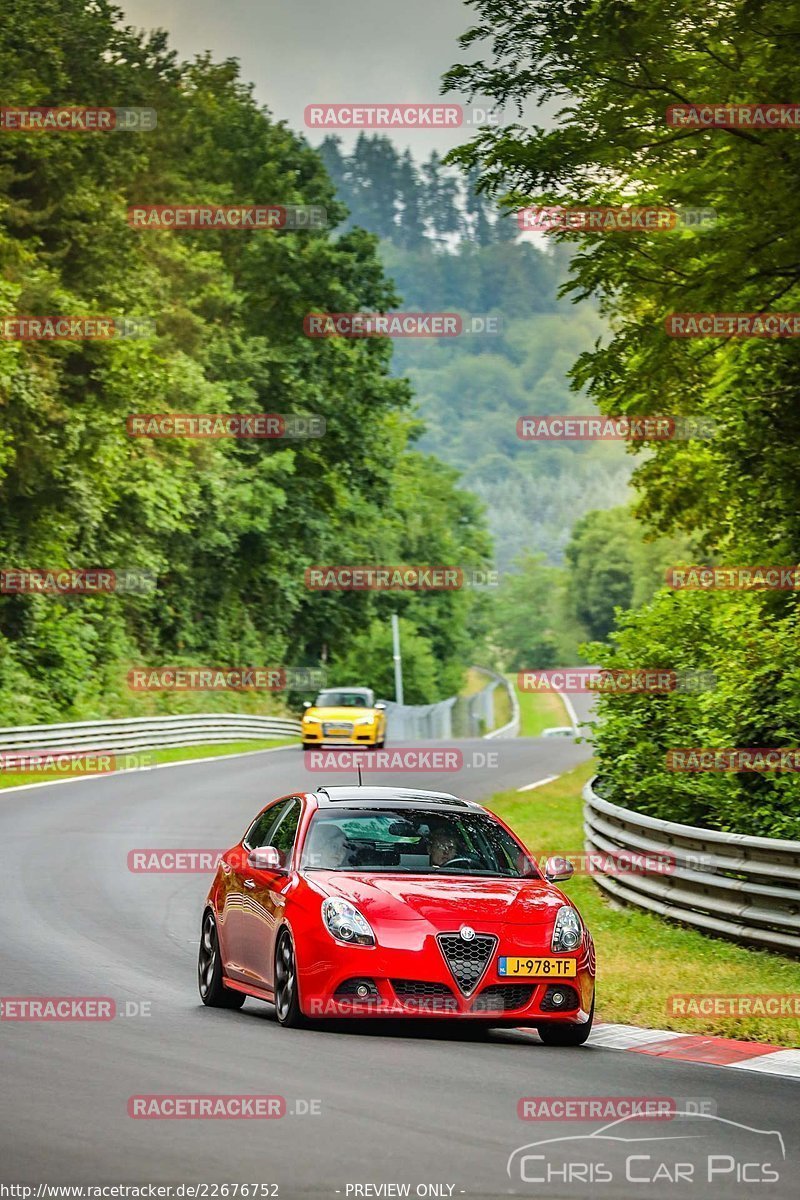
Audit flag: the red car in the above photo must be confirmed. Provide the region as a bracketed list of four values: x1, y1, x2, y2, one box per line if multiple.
[198, 785, 596, 1044]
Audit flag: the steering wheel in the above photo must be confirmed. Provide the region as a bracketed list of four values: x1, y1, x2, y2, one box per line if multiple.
[440, 854, 481, 869]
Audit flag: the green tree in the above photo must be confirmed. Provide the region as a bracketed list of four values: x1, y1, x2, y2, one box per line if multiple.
[446, 0, 800, 834]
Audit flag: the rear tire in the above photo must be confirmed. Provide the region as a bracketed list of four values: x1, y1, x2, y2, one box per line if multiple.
[274, 930, 306, 1027]
[198, 910, 245, 1009]
[536, 994, 594, 1046]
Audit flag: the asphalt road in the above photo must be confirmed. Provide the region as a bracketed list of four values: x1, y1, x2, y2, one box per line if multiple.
[0, 738, 797, 1198]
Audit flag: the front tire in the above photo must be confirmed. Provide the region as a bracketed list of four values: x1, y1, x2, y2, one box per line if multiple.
[198, 910, 245, 1009]
[536, 994, 594, 1046]
[274, 930, 306, 1027]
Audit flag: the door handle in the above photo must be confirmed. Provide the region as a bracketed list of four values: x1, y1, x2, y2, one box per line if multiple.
[244, 878, 256, 889]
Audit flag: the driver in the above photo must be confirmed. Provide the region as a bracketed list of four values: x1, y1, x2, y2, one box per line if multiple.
[429, 828, 462, 868]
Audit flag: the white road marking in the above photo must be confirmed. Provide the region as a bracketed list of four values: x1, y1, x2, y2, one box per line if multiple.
[0, 742, 298, 795]
[517, 775, 558, 792]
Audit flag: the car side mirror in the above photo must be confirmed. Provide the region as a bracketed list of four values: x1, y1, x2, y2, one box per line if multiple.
[375, 702, 386, 710]
[544, 855, 574, 884]
[247, 846, 283, 871]
[302, 701, 312, 709]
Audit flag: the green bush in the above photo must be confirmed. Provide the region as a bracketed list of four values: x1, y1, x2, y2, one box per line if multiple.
[587, 591, 800, 839]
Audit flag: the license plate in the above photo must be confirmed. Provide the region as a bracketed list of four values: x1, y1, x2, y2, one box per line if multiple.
[326, 727, 351, 737]
[497, 956, 577, 978]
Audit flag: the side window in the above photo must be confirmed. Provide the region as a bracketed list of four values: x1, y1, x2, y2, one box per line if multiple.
[245, 799, 292, 850]
[270, 799, 302, 867]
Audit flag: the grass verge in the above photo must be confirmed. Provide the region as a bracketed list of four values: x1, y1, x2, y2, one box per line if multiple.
[0, 738, 299, 789]
[490, 760, 800, 1047]
[511, 675, 570, 737]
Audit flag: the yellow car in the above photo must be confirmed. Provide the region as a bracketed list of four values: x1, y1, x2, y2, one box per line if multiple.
[301, 686, 387, 750]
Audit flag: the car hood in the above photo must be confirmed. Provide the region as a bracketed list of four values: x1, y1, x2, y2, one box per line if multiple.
[309, 871, 565, 927]
[304, 707, 375, 721]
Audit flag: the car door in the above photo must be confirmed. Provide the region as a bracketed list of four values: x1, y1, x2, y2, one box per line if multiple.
[237, 797, 303, 991]
[220, 798, 294, 984]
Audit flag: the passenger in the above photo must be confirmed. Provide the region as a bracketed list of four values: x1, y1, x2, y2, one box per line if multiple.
[307, 823, 352, 868]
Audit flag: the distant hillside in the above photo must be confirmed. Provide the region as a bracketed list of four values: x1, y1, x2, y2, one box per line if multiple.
[320, 136, 632, 569]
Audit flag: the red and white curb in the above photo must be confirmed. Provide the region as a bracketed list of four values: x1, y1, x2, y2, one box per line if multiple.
[589, 1021, 800, 1078]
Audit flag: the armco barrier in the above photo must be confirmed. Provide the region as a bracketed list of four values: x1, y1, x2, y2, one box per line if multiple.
[383, 667, 519, 740]
[583, 776, 800, 955]
[478, 668, 520, 739]
[0, 713, 302, 756]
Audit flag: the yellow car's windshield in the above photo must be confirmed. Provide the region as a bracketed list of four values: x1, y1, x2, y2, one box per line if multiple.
[314, 689, 374, 708]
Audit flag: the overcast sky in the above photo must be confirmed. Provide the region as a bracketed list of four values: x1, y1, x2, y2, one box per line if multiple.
[118, 0, 499, 158]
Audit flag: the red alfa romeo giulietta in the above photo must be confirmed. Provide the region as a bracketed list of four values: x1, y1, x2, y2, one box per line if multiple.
[198, 785, 596, 1043]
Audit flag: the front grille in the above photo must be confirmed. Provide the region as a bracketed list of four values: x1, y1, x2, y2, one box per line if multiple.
[540, 984, 580, 1012]
[437, 932, 497, 997]
[334, 977, 379, 1000]
[474, 984, 534, 1013]
[391, 980, 458, 1012]
[323, 722, 354, 737]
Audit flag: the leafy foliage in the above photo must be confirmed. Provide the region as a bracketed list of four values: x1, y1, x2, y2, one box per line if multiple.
[447, 0, 800, 832]
[0, 0, 490, 721]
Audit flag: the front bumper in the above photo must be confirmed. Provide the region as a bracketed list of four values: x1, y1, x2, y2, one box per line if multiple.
[301, 728, 379, 746]
[296, 924, 595, 1023]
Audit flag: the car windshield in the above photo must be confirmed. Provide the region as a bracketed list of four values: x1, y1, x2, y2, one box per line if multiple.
[314, 690, 372, 708]
[301, 808, 538, 878]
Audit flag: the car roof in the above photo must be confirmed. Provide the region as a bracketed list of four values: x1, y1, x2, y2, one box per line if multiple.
[313, 785, 483, 811]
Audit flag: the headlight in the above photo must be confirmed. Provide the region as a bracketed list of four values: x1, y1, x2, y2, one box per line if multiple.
[322, 898, 376, 947]
[552, 905, 582, 952]
[303, 716, 321, 725]
[354, 716, 375, 727]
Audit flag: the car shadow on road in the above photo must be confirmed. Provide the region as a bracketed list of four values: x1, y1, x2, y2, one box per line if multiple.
[230, 1000, 547, 1045]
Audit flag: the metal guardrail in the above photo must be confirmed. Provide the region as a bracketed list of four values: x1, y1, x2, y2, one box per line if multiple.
[479, 669, 520, 739]
[583, 776, 800, 955]
[0, 713, 302, 755]
[383, 667, 519, 740]
[380, 697, 457, 740]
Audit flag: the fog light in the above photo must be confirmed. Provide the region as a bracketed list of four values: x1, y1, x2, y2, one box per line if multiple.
[540, 984, 580, 1013]
[356, 984, 370, 998]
